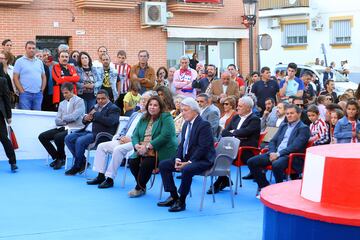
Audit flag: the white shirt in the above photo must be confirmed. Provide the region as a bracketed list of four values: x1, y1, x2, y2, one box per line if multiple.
[276, 116, 285, 127]
[222, 85, 228, 94]
[236, 111, 253, 130]
[183, 115, 197, 156]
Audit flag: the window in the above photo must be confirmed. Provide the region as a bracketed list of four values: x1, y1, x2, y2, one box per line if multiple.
[282, 23, 307, 46]
[219, 42, 236, 73]
[167, 41, 184, 68]
[331, 20, 351, 45]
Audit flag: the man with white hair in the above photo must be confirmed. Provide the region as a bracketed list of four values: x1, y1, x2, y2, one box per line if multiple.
[209, 71, 240, 112]
[87, 91, 156, 188]
[207, 96, 261, 194]
[173, 56, 197, 98]
[158, 97, 215, 212]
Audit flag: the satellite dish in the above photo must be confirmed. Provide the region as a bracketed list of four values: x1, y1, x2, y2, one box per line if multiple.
[289, 0, 297, 4]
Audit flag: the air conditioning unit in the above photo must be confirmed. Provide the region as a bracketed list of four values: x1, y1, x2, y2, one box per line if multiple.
[311, 18, 323, 31]
[141, 2, 167, 26]
[268, 18, 280, 28]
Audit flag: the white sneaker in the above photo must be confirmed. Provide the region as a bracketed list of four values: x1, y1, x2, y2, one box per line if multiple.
[128, 188, 146, 198]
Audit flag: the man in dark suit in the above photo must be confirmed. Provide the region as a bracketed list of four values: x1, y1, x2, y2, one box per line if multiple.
[158, 97, 215, 212]
[207, 96, 261, 194]
[0, 69, 17, 172]
[247, 104, 310, 191]
[64, 89, 120, 175]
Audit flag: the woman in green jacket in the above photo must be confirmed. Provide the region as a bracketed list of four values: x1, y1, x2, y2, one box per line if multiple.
[128, 95, 177, 197]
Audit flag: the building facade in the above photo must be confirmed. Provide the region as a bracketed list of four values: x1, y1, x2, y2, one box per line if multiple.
[0, 0, 257, 75]
[258, 0, 360, 75]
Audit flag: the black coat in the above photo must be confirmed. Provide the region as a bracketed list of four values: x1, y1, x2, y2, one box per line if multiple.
[0, 76, 12, 119]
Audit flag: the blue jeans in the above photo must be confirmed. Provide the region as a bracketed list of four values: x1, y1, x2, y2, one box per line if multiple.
[84, 98, 96, 114]
[65, 131, 95, 168]
[19, 91, 43, 110]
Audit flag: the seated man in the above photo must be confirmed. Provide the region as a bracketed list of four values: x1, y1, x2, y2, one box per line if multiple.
[86, 90, 156, 188]
[38, 83, 85, 170]
[158, 98, 215, 212]
[247, 104, 310, 192]
[197, 93, 220, 139]
[64, 89, 120, 175]
[208, 96, 261, 193]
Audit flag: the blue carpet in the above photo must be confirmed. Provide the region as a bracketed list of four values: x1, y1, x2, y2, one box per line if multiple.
[0, 160, 263, 240]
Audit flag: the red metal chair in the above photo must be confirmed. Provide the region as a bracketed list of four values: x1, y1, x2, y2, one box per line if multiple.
[234, 131, 267, 194]
[263, 138, 316, 182]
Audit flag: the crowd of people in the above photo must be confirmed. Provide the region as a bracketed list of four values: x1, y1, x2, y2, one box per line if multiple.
[1, 39, 360, 212]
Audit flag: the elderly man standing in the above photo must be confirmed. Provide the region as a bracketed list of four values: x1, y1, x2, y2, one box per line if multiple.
[247, 104, 310, 192]
[196, 93, 220, 139]
[64, 89, 120, 176]
[158, 97, 216, 212]
[209, 71, 240, 113]
[207, 96, 261, 193]
[173, 56, 197, 98]
[130, 50, 155, 94]
[86, 90, 156, 188]
[13, 41, 46, 110]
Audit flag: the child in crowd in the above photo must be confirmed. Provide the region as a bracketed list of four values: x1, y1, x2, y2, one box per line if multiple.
[316, 95, 327, 120]
[329, 109, 344, 143]
[307, 105, 330, 145]
[334, 100, 360, 143]
[115, 50, 131, 115]
[123, 83, 141, 116]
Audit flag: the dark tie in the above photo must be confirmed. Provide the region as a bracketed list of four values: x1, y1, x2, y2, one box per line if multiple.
[183, 122, 192, 158]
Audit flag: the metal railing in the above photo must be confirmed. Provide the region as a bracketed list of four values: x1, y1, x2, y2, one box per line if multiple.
[259, 0, 309, 10]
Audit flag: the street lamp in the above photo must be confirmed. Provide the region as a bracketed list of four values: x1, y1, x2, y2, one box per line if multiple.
[243, 0, 257, 74]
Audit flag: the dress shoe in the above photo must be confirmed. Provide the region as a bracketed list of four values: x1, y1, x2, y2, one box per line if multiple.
[98, 178, 114, 189]
[157, 197, 175, 207]
[10, 164, 18, 172]
[128, 188, 146, 198]
[49, 160, 57, 167]
[168, 199, 186, 212]
[65, 167, 81, 176]
[53, 159, 65, 170]
[242, 173, 254, 180]
[206, 185, 220, 194]
[79, 162, 91, 174]
[87, 175, 106, 185]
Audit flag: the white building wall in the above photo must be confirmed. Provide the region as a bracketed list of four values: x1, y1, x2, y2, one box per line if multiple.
[259, 0, 360, 74]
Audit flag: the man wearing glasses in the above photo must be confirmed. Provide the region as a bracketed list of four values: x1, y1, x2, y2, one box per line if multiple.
[130, 50, 155, 94]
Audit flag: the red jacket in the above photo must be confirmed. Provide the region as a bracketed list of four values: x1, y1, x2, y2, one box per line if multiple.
[52, 64, 80, 104]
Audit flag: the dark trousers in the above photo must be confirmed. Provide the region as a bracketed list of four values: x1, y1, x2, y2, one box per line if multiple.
[38, 127, 68, 161]
[0, 114, 16, 164]
[115, 93, 126, 116]
[247, 153, 290, 189]
[159, 158, 212, 198]
[129, 156, 157, 190]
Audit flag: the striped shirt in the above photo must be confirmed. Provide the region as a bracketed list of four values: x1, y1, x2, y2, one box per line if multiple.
[310, 118, 330, 145]
[115, 63, 131, 94]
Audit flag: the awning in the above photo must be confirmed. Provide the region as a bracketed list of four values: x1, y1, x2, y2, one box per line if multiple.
[166, 27, 249, 39]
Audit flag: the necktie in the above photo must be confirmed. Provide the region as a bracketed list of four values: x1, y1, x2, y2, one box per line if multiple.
[183, 122, 192, 158]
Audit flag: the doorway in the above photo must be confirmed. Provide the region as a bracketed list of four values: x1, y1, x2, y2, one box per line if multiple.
[36, 36, 70, 60]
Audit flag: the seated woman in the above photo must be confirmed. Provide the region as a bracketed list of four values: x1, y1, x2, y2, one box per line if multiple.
[155, 85, 175, 112]
[172, 95, 185, 136]
[334, 99, 360, 143]
[128, 95, 177, 197]
[219, 96, 236, 130]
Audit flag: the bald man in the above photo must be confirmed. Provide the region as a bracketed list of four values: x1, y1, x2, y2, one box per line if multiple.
[209, 71, 240, 113]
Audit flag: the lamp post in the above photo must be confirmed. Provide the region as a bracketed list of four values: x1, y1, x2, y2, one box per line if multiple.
[243, 0, 257, 74]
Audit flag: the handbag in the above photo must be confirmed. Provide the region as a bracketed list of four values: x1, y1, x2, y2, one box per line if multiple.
[8, 126, 19, 150]
[139, 141, 156, 157]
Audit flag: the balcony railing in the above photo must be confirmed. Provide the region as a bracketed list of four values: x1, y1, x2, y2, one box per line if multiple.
[167, 0, 224, 14]
[74, 0, 139, 10]
[259, 0, 309, 10]
[0, 0, 33, 5]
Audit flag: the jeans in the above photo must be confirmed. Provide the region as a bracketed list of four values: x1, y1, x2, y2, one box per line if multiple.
[84, 98, 96, 114]
[65, 131, 95, 169]
[19, 91, 43, 110]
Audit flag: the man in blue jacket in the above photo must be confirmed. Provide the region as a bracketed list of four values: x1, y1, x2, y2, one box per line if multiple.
[65, 89, 120, 175]
[247, 104, 310, 190]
